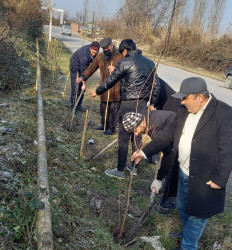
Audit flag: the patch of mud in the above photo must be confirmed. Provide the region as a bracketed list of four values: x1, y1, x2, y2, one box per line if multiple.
[86, 189, 143, 226]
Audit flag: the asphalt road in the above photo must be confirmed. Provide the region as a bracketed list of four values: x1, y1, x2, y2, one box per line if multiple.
[45, 25, 232, 107]
[44, 25, 91, 53]
[158, 64, 232, 106]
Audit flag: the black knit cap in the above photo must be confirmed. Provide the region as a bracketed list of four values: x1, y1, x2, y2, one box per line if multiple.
[100, 37, 112, 48]
[90, 41, 100, 51]
[122, 112, 144, 133]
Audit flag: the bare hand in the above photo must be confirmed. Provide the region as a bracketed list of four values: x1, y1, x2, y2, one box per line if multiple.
[149, 105, 155, 111]
[108, 65, 115, 73]
[130, 150, 145, 164]
[81, 83, 86, 91]
[206, 180, 221, 189]
[91, 90, 97, 99]
[76, 77, 83, 84]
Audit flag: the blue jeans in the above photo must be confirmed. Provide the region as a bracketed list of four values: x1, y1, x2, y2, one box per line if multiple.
[177, 167, 208, 250]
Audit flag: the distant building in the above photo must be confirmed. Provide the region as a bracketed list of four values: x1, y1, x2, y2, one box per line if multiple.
[71, 22, 79, 33]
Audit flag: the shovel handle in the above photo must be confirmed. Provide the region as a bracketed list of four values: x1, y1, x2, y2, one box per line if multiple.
[149, 191, 156, 204]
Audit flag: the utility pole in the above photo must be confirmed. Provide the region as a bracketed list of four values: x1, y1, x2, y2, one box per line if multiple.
[92, 12, 95, 38]
[164, 0, 177, 60]
[49, 0, 53, 42]
[83, 0, 89, 26]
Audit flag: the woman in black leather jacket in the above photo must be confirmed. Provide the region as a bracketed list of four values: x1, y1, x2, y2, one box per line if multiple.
[92, 39, 161, 179]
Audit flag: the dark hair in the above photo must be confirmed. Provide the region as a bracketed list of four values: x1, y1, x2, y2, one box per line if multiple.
[90, 41, 100, 50]
[192, 91, 210, 99]
[119, 39, 136, 54]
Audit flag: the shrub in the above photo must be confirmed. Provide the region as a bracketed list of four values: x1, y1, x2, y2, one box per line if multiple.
[0, 0, 46, 91]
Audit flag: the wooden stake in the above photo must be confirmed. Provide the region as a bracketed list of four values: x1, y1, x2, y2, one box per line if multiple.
[63, 71, 70, 101]
[80, 110, 89, 158]
[124, 152, 164, 242]
[69, 89, 84, 131]
[87, 97, 95, 124]
[104, 90, 110, 131]
[120, 163, 134, 236]
[104, 61, 113, 131]
[52, 39, 58, 87]
[119, 137, 153, 236]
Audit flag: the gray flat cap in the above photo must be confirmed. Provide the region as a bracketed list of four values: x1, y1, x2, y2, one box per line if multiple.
[172, 77, 208, 98]
[100, 37, 112, 48]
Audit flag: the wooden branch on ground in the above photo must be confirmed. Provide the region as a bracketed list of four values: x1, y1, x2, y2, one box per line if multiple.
[92, 138, 118, 160]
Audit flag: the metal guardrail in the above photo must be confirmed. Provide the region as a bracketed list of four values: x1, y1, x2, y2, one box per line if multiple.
[36, 38, 53, 250]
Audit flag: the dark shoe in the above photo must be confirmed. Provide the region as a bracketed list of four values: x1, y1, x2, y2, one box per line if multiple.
[77, 106, 87, 112]
[127, 165, 138, 176]
[94, 125, 104, 130]
[156, 204, 172, 215]
[173, 247, 183, 250]
[74, 109, 79, 116]
[103, 129, 114, 135]
[105, 168, 125, 179]
[170, 232, 183, 240]
[160, 196, 175, 208]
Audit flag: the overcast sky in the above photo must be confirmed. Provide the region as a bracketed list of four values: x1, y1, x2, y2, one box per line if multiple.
[52, 0, 232, 33]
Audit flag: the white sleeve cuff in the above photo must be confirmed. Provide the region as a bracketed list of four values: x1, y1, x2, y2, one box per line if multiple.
[141, 150, 147, 159]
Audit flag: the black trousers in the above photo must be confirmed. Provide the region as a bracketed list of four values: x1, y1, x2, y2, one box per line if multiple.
[100, 101, 121, 131]
[117, 100, 148, 172]
[156, 146, 173, 180]
[70, 71, 84, 108]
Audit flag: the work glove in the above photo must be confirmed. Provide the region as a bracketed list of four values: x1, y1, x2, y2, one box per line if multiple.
[151, 178, 162, 194]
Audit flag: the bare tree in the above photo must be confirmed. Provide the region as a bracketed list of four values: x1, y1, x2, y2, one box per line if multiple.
[151, 0, 174, 29]
[63, 10, 71, 24]
[208, 0, 226, 35]
[191, 0, 208, 30]
[172, 0, 187, 24]
[119, 0, 175, 32]
[76, 11, 83, 24]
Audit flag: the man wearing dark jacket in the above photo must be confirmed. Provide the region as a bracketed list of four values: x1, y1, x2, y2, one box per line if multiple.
[92, 39, 161, 179]
[78, 37, 123, 135]
[151, 77, 181, 213]
[122, 110, 175, 181]
[69, 41, 100, 113]
[156, 77, 181, 112]
[131, 77, 232, 250]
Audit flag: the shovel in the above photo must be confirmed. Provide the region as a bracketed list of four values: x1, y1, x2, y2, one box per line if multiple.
[125, 153, 163, 243]
[125, 191, 156, 243]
